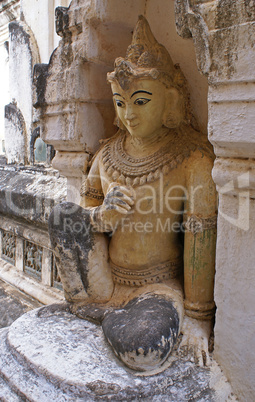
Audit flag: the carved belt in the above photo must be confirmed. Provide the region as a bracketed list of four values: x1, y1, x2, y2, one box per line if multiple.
[183, 214, 217, 235]
[110, 258, 183, 287]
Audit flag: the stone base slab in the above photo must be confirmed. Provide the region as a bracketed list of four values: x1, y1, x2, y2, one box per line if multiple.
[0, 307, 235, 401]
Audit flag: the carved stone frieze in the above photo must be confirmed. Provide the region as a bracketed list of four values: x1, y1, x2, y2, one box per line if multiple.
[1, 230, 16, 262]
[24, 240, 42, 279]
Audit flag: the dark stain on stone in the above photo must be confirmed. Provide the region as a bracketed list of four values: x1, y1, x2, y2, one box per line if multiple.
[215, 0, 239, 30]
[210, 27, 238, 79]
[33, 64, 49, 108]
[9, 21, 31, 49]
[87, 380, 121, 396]
[48, 203, 94, 292]
[73, 303, 117, 325]
[0, 172, 35, 216]
[102, 294, 179, 367]
[5, 103, 26, 136]
[244, 0, 255, 21]
[215, 1, 255, 30]
[0, 169, 65, 227]
[37, 302, 71, 318]
[55, 6, 70, 38]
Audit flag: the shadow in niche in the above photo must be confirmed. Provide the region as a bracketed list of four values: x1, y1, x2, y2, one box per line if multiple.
[30, 127, 55, 165]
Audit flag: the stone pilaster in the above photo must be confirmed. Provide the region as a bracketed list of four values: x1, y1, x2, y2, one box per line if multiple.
[175, 1, 255, 399]
[5, 18, 40, 163]
[33, 0, 147, 203]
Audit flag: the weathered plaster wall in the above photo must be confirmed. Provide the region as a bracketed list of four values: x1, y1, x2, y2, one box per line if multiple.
[4, 102, 26, 163]
[0, 37, 9, 154]
[0, 0, 20, 155]
[144, 0, 208, 135]
[175, 1, 255, 399]
[214, 194, 255, 402]
[2, 0, 71, 164]
[6, 19, 40, 163]
[20, 0, 71, 63]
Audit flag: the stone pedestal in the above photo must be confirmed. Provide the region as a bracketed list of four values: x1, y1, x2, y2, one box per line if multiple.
[0, 306, 234, 401]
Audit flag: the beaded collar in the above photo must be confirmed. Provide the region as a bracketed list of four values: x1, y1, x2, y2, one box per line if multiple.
[101, 127, 208, 187]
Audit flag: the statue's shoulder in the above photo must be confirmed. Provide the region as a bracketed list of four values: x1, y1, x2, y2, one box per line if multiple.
[89, 130, 123, 168]
[179, 125, 215, 184]
[179, 124, 214, 166]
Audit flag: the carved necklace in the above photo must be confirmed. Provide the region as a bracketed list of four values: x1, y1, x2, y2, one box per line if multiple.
[102, 129, 198, 187]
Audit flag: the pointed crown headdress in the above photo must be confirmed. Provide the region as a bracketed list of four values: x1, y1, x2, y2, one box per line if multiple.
[107, 15, 186, 90]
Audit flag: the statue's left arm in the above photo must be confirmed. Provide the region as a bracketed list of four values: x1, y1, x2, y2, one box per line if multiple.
[181, 149, 217, 365]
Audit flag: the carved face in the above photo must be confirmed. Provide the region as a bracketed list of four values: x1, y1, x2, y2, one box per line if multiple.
[111, 79, 167, 139]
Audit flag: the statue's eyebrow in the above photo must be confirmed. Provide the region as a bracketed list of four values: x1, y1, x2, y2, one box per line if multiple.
[113, 93, 125, 99]
[130, 90, 152, 98]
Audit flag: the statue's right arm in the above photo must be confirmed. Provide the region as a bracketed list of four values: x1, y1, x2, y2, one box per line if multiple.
[80, 153, 105, 209]
[80, 152, 135, 233]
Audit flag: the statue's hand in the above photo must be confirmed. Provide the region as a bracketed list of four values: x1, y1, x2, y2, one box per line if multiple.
[91, 183, 135, 232]
[179, 316, 212, 367]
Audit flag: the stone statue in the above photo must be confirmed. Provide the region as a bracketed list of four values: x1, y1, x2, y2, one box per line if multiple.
[49, 16, 217, 372]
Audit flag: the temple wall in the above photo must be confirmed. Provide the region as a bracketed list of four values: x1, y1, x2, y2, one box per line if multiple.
[175, 1, 255, 399]
[0, 0, 70, 303]
[0, 37, 9, 155]
[0, 0, 254, 399]
[143, 1, 209, 135]
[214, 195, 255, 401]
[0, 0, 20, 155]
[1, 0, 71, 164]
[20, 0, 71, 63]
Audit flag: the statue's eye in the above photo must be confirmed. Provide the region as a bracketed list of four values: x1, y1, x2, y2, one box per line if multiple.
[134, 98, 151, 106]
[115, 100, 125, 108]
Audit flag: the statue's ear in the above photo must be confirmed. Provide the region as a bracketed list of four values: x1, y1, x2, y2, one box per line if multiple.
[113, 102, 126, 130]
[114, 116, 126, 130]
[163, 87, 185, 128]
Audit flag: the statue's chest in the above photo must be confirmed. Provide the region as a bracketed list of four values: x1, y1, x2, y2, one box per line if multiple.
[101, 167, 186, 216]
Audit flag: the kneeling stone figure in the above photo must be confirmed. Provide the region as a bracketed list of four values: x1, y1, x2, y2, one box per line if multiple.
[49, 16, 217, 372]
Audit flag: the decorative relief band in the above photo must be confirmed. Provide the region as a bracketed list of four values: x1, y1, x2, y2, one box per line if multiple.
[111, 258, 183, 287]
[80, 181, 104, 200]
[183, 214, 217, 235]
[102, 131, 191, 187]
[184, 300, 216, 320]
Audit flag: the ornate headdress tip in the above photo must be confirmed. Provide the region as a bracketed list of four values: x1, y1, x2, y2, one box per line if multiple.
[107, 16, 186, 89]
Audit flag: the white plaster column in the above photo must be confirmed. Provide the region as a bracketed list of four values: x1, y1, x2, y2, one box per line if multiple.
[175, 1, 255, 399]
[34, 0, 149, 203]
[0, 33, 9, 155]
[20, 0, 71, 63]
[0, 0, 20, 155]
[6, 14, 40, 163]
[209, 58, 255, 402]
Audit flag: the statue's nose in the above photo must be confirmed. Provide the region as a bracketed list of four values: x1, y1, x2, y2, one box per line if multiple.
[125, 106, 136, 121]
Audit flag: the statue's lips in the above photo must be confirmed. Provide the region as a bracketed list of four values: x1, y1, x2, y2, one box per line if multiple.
[127, 123, 139, 128]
